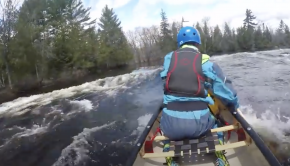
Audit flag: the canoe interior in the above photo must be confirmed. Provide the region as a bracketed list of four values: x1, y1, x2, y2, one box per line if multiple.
[133, 111, 270, 166]
[128, 93, 280, 166]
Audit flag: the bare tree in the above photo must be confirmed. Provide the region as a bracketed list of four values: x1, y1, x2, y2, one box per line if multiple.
[126, 30, 141, 65]
[0, 0, 19, 89]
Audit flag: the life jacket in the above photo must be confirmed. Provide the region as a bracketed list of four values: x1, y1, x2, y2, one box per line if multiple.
[164, 47, 209, 111]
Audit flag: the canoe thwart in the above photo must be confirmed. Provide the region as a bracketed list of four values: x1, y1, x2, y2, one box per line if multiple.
[154, 125, 239, 141]
[142, 124, 250, 160]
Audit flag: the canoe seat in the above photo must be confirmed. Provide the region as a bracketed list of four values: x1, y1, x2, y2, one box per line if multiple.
[142, 125, 250, 160]
[169, 131, 220, 155]
[166, 131, 220, 164]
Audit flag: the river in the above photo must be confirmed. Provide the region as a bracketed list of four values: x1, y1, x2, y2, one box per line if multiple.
[0, 49, 290, 166]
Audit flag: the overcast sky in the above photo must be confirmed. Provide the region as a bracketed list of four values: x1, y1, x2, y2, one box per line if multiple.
[82, 0, 290, 32]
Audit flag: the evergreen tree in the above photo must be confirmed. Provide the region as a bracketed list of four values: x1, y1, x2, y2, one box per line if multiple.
[49, 0, 96, 72]
[278, 20, 285, 33]
[98, 5, 132, 68]
[243, 9, 257, 30]
[171, 21, 178, 50]
[201, 18, 212, 53]
[231, 29, 239, 52]
[254, 26, 265, 50]
[236, 26, 253, 51]
[222, 22, 236, 52]
[284, 24, 290, 45]
[274, 20, 288, 46]
[195, 22, 204, 52]
[160, 9, 171, 38]
[240, 9, 257, 50]
[159, 9, 173, 53]
[212, 25, 223, 53]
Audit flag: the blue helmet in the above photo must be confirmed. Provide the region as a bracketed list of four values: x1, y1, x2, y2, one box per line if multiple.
[177, 26, 201, 48]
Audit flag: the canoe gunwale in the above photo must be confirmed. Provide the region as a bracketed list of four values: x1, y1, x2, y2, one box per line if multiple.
[125, 103, 163, 166]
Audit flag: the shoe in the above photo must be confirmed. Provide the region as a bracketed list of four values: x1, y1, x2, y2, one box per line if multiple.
[163, 141, 179, 166]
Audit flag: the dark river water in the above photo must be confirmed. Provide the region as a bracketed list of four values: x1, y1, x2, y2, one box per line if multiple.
[0, 49, 290, 166]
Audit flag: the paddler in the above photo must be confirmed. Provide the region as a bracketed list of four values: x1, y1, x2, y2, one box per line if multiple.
[160, 26, 240, 166]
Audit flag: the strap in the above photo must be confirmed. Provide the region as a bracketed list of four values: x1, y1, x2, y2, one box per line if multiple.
[163, 101, 208, 111]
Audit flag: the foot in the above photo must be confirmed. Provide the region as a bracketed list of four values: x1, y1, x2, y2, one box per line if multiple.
[215, 158, 227, 166]
[163, 141, 179, 166]
[163, 140, 170, 152]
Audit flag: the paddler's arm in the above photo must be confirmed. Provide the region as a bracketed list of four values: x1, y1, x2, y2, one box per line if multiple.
[160, 51, 173, 80]
[203, 61, 240, 109]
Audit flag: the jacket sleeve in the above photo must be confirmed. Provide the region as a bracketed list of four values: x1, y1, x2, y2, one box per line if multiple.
[203, 61, 240, 109]
[160, 52, 173, 79]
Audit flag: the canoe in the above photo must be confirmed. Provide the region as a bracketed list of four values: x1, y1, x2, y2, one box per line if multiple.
[125, 93, 282, 166]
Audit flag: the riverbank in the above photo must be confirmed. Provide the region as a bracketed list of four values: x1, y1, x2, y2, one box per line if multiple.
[0, 65, 136, 104]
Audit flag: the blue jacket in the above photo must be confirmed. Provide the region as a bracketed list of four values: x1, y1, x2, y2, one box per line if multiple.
[160, 45, 239, 119]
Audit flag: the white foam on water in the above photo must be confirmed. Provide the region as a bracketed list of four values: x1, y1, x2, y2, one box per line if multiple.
[0, 68, 161, 116]
[130, 114, 153, 137]
[69, 99, 94, 112]
[52, 121, 117, 166]
[0, 124, 48, 149]
[0, 67, 161, 161]
[18, 124, 48, 137]
[241, 105, 290, 155]
[136, 114, 153, 133]
[131, 66, 159, 74]
[211, 48, 290, 61]
[0, 98, 96, 150]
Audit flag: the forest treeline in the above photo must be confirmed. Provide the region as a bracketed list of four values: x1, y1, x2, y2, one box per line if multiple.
[0, 0, 132, 93]
[0, 0, 289, 96]
[127, 9, 290, 66]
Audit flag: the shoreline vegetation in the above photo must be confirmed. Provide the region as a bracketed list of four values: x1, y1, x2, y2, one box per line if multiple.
[0, 0, 289, 104]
